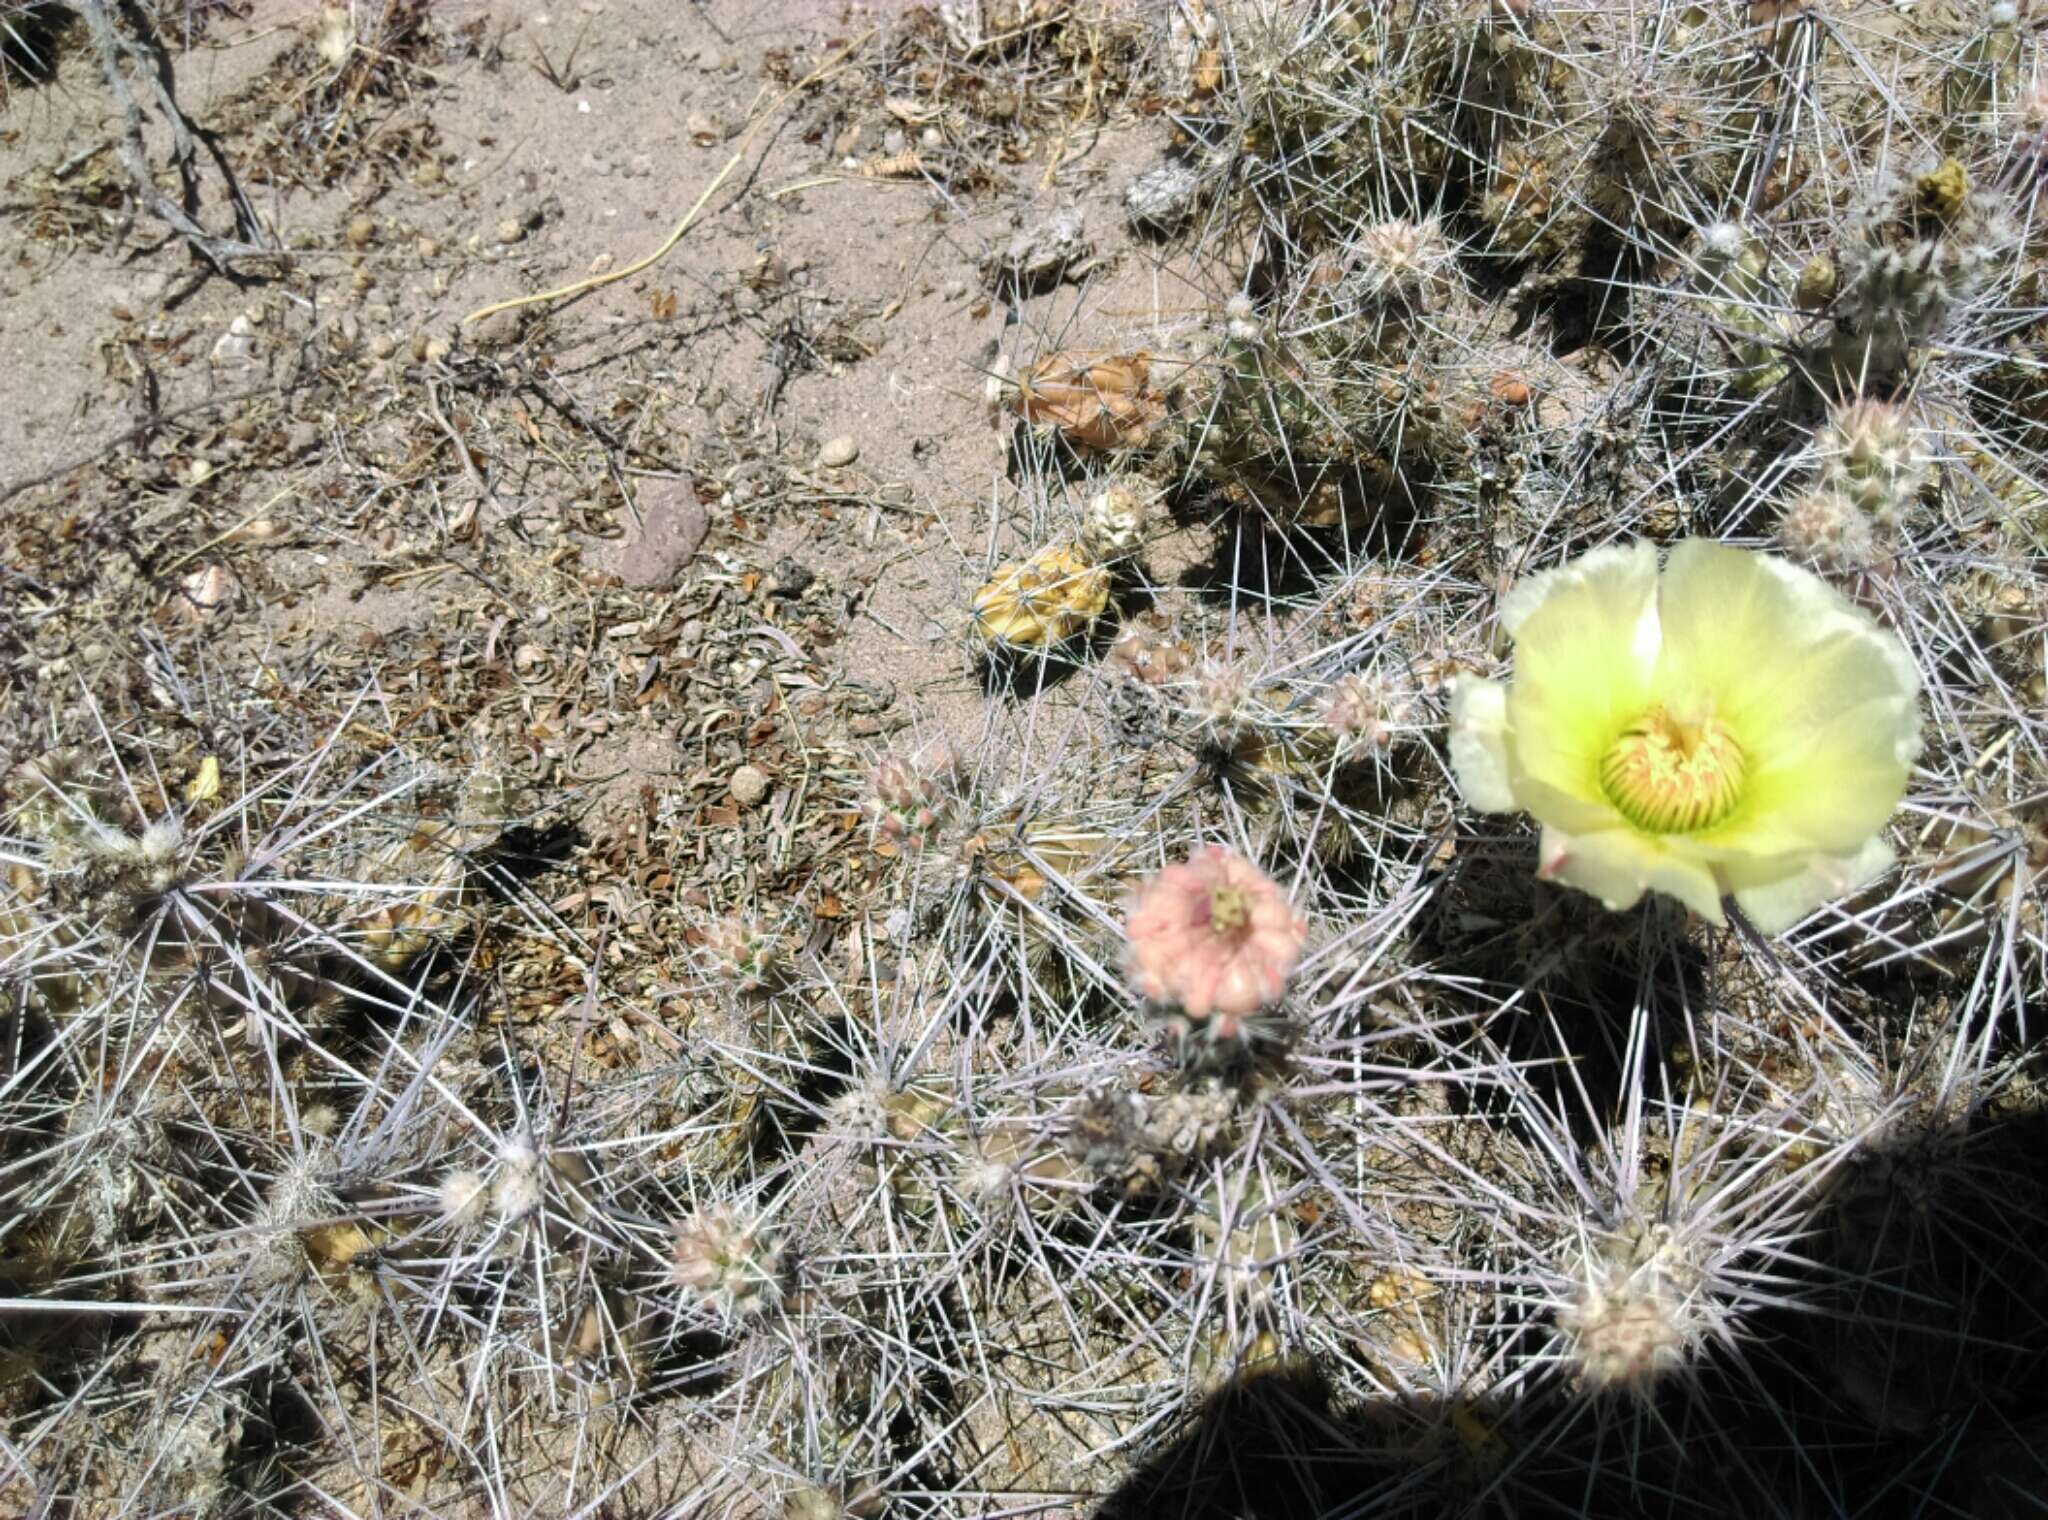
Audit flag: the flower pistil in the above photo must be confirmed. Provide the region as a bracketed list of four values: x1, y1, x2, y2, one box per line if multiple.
[1598, 706, 1748, 835]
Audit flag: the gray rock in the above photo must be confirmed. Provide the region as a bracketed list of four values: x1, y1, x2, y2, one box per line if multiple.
[616, 481, 710, 589]
[1125, 159, 1205, 236]
[983, 203, 1090, 292]
[470, 308, 523, 351]
[768, 557, 815, 599]
[210, 314, 261, 367]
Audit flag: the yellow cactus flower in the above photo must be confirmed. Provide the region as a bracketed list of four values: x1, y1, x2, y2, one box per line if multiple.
[971, 542, 1111, 650]
[1449, 540, 1921, 932]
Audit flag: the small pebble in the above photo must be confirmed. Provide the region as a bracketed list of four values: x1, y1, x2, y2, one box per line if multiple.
[729, 765, 772, 807]
[769, 557, 816, 599]
[210, 314, 260, 367]
[818, 435, 859, 469]
[347, 214, 376, 248]
[496, 219, 525, 246]
[471, 308, 522, 351]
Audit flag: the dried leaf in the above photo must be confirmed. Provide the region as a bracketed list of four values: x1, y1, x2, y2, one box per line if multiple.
[184, 755, 221, 804]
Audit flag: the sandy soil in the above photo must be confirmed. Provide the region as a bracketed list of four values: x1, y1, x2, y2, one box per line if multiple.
[0, 4, 1193, 1511]
[0, 0, 1203, 816]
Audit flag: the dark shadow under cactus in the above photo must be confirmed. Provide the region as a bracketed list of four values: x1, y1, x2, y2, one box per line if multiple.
[1095, 1080, 2048, 1520]
[0, 2, 70, 85]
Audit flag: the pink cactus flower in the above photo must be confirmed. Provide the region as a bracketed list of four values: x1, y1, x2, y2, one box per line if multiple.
[1123, 847, 1306, 1034]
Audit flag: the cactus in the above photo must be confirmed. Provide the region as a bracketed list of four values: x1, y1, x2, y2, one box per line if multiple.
[1817, 398, 1930, 528]
[670, 1203, 791, 1319]
[9, 2, 2048, 1516]
[865, 737, 962, 849]
[1815, 161, 2016, 386]
[1691, 220, 1791, 395]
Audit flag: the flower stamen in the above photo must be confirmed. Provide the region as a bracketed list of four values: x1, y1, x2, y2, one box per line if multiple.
[1209, 885, 1251, 934]
[1600, 707, 1748, 834]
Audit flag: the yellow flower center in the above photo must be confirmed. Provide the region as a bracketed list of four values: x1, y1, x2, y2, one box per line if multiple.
[1209, 885, 1251, 935]
[1599, 707, 1748, 834]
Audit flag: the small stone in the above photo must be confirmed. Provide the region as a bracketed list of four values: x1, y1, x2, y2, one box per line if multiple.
[496, 219, 525, 245]
[369, 333, 398, 359]
[180, 563, 237, 616]
[984, 202, 1090, 292]
[470, 308, 522, 351]
[768, 557, 815, 599]
[615, 480, 710, 589]
[210, 313, 260, 367]
[287, 420, 322, 455]
[347, 214, 376, 248]
[1125, 158, 1204, 237]
[818, 435, 859, 469]
[417, 236, 441, 258]
[729, 765, 771, 807]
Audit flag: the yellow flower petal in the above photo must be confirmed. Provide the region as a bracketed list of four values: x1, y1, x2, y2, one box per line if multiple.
[1449, 677, 1516, 812]
[1539, 825, 1727, 924]
[1498, 540, 1657, 641]
[1504, 542, 1661, 805]
[1656, 540, 1920, 854]
[1724, 834, 1896, 933]
[1452, 676, 1619, 834]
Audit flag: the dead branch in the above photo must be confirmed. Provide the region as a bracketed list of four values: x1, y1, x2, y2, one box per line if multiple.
[67, 0, 278, 272]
